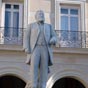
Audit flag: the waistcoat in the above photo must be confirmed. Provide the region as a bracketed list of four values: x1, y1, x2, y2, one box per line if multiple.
[36, 23, 46, 45]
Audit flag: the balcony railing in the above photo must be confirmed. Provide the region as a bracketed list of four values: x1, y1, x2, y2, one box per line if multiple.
[0, 28, 88, 48]
[56, 30, 88, 48]
[0, 27, 23, 45]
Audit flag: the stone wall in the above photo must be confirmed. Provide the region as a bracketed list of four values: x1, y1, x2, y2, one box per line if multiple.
[29, 0, 51, 23]
[85, 2, 88, 47]
[2, 0, 23, 3]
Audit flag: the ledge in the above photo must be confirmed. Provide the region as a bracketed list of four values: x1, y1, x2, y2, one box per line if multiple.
[0, 44, 88, 55]
[56, 0, 86, 2]
[0, 44, 24, 51]
[54, 47, 88, 55]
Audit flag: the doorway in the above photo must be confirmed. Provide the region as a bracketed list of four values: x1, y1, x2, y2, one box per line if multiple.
[52, 77, 85, 88]
[0, 75, 26, 88]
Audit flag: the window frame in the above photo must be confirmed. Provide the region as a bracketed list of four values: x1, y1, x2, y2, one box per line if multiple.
[60, 5, 80, 31]
[1, 2, 23, 44]
[1, 2, 23, 28]
[55, 0, 85, 32]
[5, 4, 20, 37]
[55, 0, 85, 47]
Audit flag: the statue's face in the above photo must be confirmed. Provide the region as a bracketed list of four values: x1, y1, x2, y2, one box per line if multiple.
[35, 10, 45, 22]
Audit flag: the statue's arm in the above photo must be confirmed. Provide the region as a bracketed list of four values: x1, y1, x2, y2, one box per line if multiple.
[24, 24, 31, 54]
[49, 25, 57, 45]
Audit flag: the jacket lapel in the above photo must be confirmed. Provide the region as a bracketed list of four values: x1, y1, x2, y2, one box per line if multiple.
[44, 24, 47, 41]
[36, 22, 40, 39]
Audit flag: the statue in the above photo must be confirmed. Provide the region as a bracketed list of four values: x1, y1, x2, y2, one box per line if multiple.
[24, 10, 57, 88]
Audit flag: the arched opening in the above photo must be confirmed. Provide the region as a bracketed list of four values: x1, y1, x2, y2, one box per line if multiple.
[0, 75, 26, 88]
[52, 77, 85, 88]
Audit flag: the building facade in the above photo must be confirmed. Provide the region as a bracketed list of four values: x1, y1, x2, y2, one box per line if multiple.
[0, 0, 88, 88]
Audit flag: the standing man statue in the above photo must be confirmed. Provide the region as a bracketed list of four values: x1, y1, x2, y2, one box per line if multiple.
[24, 10, 57, 88]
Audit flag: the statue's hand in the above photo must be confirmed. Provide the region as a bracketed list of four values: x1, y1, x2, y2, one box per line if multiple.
[25, 48, 31, 54]
[49, 38, 56, 45]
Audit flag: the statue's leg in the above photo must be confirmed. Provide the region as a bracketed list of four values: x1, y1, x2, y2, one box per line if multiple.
[30, 46, 41, 88]
[38, 46, 48, 88]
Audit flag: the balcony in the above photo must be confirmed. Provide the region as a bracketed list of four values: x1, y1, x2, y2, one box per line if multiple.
[0, 27, 23, 45]
[0, 28, 88, 49]
[56, 30, 88, 48]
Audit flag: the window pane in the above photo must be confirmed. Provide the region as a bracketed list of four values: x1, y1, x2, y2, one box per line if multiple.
[4, 11, 11, 37]
[5, 4, 11, 9]
[14, 5, 19, 9]
[70, 17, 78, 40]
[13, 12, 19, 37]
[61, 16, 68, 30]
[70, 9, 78, 15]
[61, 16, 68, 40]
[70, 17, 78, 31]
[61, 8, 68, 14]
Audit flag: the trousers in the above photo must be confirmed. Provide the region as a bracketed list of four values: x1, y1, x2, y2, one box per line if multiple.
[31, 45, 48, 88]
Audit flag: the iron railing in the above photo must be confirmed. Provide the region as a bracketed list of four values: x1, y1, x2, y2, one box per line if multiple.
[55, 30, 88, 48]
[0, 27, 23, 45]
[0, 28, 88, 48]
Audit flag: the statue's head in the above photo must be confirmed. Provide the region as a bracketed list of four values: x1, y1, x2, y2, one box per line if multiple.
[35, 10, 45, 23]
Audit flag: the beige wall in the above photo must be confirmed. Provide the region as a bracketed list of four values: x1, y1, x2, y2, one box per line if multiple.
[0, 48, 88, 87]
[2, 0, 23, 3]
[51, 0, 55, 28]
[85, 2, 88, 47]
[85, 2, 88, 32]
[29, 0, 51, 23]
[0, 8, 1, 27]
[30, 0, 50, 12]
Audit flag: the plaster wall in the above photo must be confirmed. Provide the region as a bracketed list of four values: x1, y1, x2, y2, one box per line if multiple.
[0, 48, 88, 87]
[29, 0, 51, 23]
[85, 3, 88, 32]
[2, 0, 23, 3]
[85, 3, 88, 47]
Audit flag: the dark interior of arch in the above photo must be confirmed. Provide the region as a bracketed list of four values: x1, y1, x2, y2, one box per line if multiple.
[52, 77, 85, 88]
[0, 75, 26, 88]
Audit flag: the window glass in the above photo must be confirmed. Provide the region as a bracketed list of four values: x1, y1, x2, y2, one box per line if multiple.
[5, 4, 11, 9]
[4, 11, 11, 37]
[70, 9, 78, 15]
[61, 16, 68, 40]
[60, 7, 79, 31]
[70, 17, 78, 31]
[14, 5, 19, 9]
[5, 4, 19, 37]
[13, 12, 19, 37]
[61, 16, 68, 30]
[61, 8, 68, 14]
[60, 6, 79, 42]
[70, 17, 78, 40]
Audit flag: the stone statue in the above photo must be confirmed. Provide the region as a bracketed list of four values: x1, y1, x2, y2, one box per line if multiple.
[24, 10, 57, 88]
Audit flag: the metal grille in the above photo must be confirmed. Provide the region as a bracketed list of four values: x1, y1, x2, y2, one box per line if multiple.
[55, 30, 87, 48]
[0, 27, 23, 45]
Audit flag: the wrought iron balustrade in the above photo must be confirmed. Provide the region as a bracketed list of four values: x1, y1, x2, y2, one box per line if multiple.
[0, 28, 88, 48]
[55, 30, 88, 48]
[0, 27, 23, 45]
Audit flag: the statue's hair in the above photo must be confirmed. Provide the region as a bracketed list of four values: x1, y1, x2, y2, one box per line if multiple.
[35, 10, 45, 20]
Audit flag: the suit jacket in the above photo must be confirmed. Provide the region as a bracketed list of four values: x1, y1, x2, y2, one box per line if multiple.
[24, 22, 57, 66]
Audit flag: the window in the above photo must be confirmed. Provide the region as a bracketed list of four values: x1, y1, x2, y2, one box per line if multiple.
[5, 4, 19, 37]
[1, 3, 23, 44]
[60, 6, 80, 41]
[55, 1, 85, 48]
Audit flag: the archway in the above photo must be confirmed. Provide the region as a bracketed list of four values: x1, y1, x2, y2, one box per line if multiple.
[52, 77, 85, 88]
[0, 75, 26, 88]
